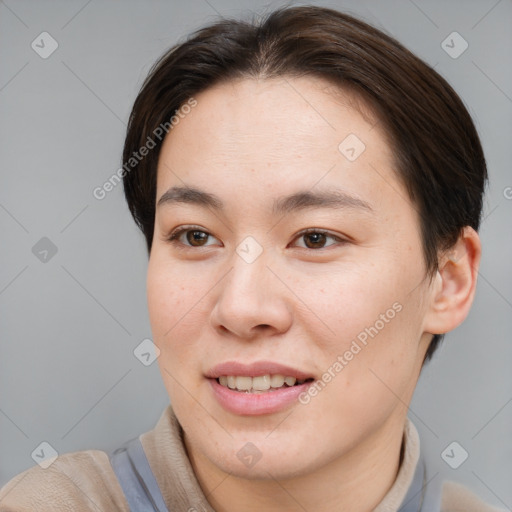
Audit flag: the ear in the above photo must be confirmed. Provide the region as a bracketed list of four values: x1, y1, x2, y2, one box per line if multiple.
[423, 226, 482, 335]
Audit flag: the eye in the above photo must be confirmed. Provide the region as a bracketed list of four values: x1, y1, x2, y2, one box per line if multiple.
[167, 226, 221, 248]
[166, 226, 346, 250]
[292, 229, 346, 249]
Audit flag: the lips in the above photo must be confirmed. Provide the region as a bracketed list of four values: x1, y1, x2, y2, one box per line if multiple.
[218, 374, 310, 393]
[206, 361, 316, 415]
[206, 361, 315, 381]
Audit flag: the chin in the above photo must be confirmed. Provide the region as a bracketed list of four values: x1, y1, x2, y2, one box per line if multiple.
[196, 426, 330, 480]
[215, 446, 317, 481]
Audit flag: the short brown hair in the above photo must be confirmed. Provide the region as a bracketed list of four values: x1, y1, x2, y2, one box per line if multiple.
[122, 6, 487, 361]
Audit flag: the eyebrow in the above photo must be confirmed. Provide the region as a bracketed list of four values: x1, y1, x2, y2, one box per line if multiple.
[156, 185, 373, 215]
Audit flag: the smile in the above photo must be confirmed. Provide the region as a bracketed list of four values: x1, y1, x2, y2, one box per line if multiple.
[217, 374, 312, 393]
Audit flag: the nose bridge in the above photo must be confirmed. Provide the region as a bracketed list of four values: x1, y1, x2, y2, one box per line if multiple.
[232, 245, 269, 295]
[211, 240, 292, 337]
[225, 233, 271, 294]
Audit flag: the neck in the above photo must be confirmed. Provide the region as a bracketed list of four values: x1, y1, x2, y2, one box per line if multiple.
[186, 413, 407, 512]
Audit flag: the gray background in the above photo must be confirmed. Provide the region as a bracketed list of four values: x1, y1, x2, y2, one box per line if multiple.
[1, 0, 511, 508]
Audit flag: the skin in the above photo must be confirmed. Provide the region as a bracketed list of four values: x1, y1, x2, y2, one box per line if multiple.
[147, 76, 481, 512]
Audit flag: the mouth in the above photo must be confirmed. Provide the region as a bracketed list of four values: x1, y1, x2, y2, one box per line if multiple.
[216, 374, 314, 393]
[206, 361, 316, 415]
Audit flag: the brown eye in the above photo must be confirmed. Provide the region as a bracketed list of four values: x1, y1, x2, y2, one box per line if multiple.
[293, 230, 344, 250]
[186, 230, 209, 246]
[303, 232, 327, 248]
[167, 227, 220, 248]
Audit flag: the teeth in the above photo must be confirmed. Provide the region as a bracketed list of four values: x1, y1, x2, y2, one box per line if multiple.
[284, 376, 297, 386]
[235, 376, 252, 390]
[252, 375, 271, 391]
[270, 374, 284, 387]
[217, 374, 309, 392]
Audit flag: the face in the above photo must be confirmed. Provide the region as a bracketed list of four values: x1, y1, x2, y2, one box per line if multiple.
[147, 77, 434, 480]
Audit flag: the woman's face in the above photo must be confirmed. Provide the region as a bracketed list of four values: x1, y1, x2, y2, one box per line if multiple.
[147, 76, 434, 479]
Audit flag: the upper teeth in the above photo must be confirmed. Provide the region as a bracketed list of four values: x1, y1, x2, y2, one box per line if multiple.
[218, 375, 306, 392]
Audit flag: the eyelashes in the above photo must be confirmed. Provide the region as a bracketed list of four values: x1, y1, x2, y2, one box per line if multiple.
[167, 225, 348, 251]
[167, 226, 221, 248]
[294, 228, 346, 249]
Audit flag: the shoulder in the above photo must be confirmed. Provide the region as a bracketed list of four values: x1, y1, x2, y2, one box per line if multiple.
[0, 449, 128, 512]
[442, 480, 507, 512]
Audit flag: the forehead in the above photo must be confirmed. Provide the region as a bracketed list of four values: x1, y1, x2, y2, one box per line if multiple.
[156, 76, 401, 213]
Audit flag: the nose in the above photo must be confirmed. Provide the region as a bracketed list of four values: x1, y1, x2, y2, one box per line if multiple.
[210, 251, 293, 340]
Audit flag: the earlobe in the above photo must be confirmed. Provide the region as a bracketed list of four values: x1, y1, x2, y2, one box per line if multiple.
[424, 226, 481, 335]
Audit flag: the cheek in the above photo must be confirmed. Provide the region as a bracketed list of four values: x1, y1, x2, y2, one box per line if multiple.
[147, 256, 200, 335]
[146, 256, 210, 378]
[147, 257, 207, 406]
[301, 262, 408, 348]
[301, 259, 425, 395]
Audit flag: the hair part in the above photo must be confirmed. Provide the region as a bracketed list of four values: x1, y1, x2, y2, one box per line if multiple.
[122, 6, 487, 361]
